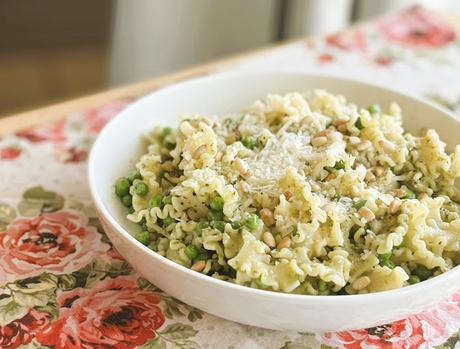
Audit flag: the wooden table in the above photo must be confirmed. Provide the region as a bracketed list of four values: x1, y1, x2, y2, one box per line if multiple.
[1, 10, 458, 137]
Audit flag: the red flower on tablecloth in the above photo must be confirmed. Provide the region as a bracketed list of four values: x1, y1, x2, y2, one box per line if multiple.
[0, 210, 109, 285]
[107, 246, 125, 260]
[0, 309, 50, 349]
[378, 6, 456, 48]
[36, 276, 165, 349]
[317, 53, 335, 63]
[325, 29, 366, 52]
[53, 146, 88, 163]
[16, 118, 67, 144]
[82, 100, 130, 134]
[322, 292, 460, 349]
[322, 317, 426, 349]
[0, 146, 21, 160]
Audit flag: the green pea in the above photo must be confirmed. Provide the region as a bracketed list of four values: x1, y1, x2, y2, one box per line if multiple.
[231, 221, 241, 230]
[115, 178, 130, 197]
[367, 104, 381, 114]
[408, 275, 420, 285]
[355, 117, 364, 130]
[149, 194, 163, 208]
[194, 221, 209, 237]
[404, 189, 416, 199]
[127, 170, 142, 183]
[210, 196, 224, 211]
[244, 213, 259, 231]
[413, 265, 432, 280]
[161, 127, 172, 139]
[134, 181, 149, 196]
[211, 220, 226, 232]
[121, 194, 132, 207]
[184, 244, 199, 260]
[162, 216, 176, 227]
[318, 279, 327, 292]
[241, 136, 257, 149]
[207, 209, 224, 221]
[148, 241, 159, 251]
[353, 200, 367, 210]
[135, 231, 150, 245]
[334, 160, 345, 170]
[378, 252, 395, 269]
[162, 195, 172, 206]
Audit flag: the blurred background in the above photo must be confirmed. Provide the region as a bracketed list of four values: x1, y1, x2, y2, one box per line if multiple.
[0, 0, 458, 117]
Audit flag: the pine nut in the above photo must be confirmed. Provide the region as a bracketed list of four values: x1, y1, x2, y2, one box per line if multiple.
[390, 189, 405, 198]
[192, 145, 207, 159]
[358, 207, 375, 222]
[418, 193, 428, 200]
[311, 136, 328, 147]
[351, 185, 360, 197]
[215, 152, 223, 162]
[284, 191, 293, 201]
[337, 124, 348, 133]
[260, 209, 276, 227]
[315, 129, 333, 137]
[348, 136, 361, 145]
[277, 236, 291, 250]
[235, 158, 249, 176]
[389, 198, 401, 214]
[262, 231, 276, 248]
[365, 170, 376, 182]
[379, 139, 396, 152]
[374, 166, 384, 177]
[332, 119, 349, 126]
[191, 260, 206, 272]
[326, 172, 337, 181]
[160, 161, 175, 172]
[239, 181, 250, 193]
[356, 140, 372, 151]
[352, 276, 370, 290]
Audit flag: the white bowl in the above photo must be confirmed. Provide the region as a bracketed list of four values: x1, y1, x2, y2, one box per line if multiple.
[88, 72, 460, 332]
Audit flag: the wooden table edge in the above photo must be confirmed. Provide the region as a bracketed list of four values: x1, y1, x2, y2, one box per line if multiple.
[1, 10, 458, 136]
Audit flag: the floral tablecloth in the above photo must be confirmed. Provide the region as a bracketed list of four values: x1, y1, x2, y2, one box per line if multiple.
[1, 6, 460, 349]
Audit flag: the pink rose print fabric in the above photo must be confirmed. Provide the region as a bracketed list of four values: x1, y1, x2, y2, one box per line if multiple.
[0, 210, 109, 285]
[1, 6, 460, 349]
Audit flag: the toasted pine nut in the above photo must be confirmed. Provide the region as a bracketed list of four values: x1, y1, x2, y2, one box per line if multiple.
[326, 172, 337, 181]
[160, 161, 175, 172]
[379, 139, 396, 152]
[348, 136, 361, 145]
[235, 158, 249, 176]
[191, 260, 206, 272]
[192, 145, 207, 159]
[358, 207, 375, 222]
[315, 129, 333, 137]
[332, 119, 349, 126]
[311, 136, 328, 147]
[374, 166, 384, 177]
[260, 208, 276, 227]
[352, 276, 370, 290]
[390, 188, 405, 198]
[365, 170, 376, 182]
[337, 124, 348, 133]
[262, 231, 276, 248]
[356, 140, 372, 151]
[215, 152, 223, 162]
[277, 236, 291, 250]
[284, 190, 293, 200]
[418, 193, 428, 200]
[239, 181, 250, 193]
[389, 198, 401, 214]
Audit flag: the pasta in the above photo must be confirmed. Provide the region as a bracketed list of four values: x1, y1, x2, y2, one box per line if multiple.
[114, 90, 460, 295]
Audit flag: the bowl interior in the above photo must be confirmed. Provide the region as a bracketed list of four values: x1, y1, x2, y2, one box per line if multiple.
[90, 71, 460, 244]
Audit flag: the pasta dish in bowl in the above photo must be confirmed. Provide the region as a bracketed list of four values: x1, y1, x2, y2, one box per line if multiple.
[89, 72, 460, 331]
